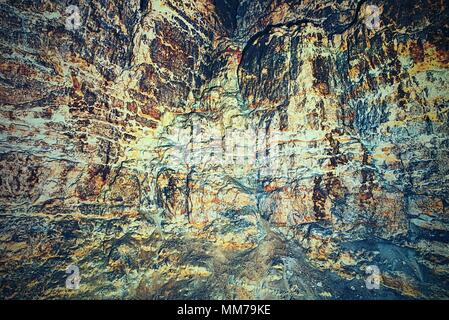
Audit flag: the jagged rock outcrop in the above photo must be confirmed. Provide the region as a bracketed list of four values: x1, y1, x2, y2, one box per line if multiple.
[0, 0, 448, 299]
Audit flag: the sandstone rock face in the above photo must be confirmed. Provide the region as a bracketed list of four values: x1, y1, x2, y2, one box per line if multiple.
[0, 0, 448, 299]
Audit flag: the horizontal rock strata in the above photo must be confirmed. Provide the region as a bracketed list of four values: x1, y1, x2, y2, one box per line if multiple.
[0, 0, 448, 299]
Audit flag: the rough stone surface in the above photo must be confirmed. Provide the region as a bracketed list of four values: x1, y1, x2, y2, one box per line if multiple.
[0, 0, 448, 299]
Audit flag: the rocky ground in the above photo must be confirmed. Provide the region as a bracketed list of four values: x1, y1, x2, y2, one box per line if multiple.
[0, 0, 448, 299]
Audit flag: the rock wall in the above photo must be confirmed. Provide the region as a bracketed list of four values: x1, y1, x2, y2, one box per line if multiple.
[0, 0, 448, 299]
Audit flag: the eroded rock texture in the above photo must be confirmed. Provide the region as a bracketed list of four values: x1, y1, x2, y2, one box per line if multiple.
[0, 0, 448, 299]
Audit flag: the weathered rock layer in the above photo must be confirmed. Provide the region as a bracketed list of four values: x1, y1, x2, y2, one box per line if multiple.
[0, 0, 448, 299]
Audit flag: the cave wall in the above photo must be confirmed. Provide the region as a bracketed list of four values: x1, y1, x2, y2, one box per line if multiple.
[0, 0, 448, 299]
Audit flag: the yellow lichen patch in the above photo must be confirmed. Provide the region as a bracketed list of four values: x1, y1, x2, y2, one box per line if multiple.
[230, 285, 254, 300]
[218, 239, 257, 251]
[177, 265, 211, 279]
[213, 227, 258, 251]
[306, 235, 335, 261]
[303, 235, 359, 279]
[338, 252, 357, 267]
[372, 144, 400, 165]
[72, 241, 99, 260]
[398, 40, 449, 75]
[348, 65, 360, 80]
[190, 221, 210, 230]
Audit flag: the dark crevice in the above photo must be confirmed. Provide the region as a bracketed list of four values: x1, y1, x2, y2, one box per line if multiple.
[139, 0, 149, 12]
[213, 0, 240, 34]
[237, 0, 367, 92]
[237, 18, 321, 91]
